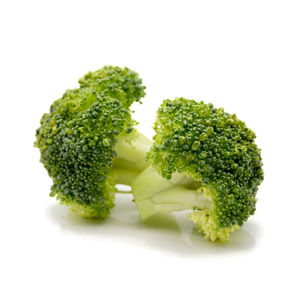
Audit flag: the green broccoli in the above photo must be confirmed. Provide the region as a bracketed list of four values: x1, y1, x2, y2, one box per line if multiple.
[35, 66, 151, 219]
[131, 98, 264, 241]
[78, 65, 146, 108]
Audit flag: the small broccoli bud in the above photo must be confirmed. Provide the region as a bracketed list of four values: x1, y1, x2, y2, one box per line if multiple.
[78, 65, 146, 108]
[188, 210, 240, 242]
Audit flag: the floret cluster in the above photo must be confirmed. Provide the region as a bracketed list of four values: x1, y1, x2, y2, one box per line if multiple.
[35, 66, 264, 242]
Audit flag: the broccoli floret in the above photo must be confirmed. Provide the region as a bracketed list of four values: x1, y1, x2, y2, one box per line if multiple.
[78, 65, 145, 108]
[35, 66, 151, 218]
[131, 98, 264, 241]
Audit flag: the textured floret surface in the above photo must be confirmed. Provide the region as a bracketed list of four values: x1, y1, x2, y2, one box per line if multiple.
[147, 98, 264, 235]
[35, 88, 134, 218]
[78, 65, 145, 108]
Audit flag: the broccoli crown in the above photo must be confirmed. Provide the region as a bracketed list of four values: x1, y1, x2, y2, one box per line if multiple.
[78, 65, 146, 108]
[35, 65, 145, 218]
[35, 88, 134, 218]
[147, 98, 264, 231]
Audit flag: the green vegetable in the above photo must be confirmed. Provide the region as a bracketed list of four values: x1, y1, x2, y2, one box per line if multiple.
[78, 65, 146, 108]
[35, 66, 151, 219]
[132, 98, 264, 241]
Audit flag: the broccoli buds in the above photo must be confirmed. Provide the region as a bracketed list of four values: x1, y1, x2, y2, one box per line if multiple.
[36, 69, 264, 242]
[35, 66, 150, 218]
[78, 66, 146, 108]
[132, 98, 264, 241]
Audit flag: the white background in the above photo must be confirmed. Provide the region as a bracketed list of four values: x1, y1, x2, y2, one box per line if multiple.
[1, 1, 299, 299]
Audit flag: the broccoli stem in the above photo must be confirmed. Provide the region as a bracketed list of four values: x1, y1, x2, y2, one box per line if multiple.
[131, 165, 212, 221]
[115, 189, 132, 194]
[112, 131, 152, 186]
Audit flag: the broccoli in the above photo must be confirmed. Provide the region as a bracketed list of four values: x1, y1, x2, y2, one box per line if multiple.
[131, 98, 264, 241]
[35, 66, 151, 219]
[78, 65, 146, 108]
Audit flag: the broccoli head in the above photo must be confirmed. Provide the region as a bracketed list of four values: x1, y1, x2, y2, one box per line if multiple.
[132, 98, 264, 241]
[78, 65, 145, 108]
[35, 66, 151, 218]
